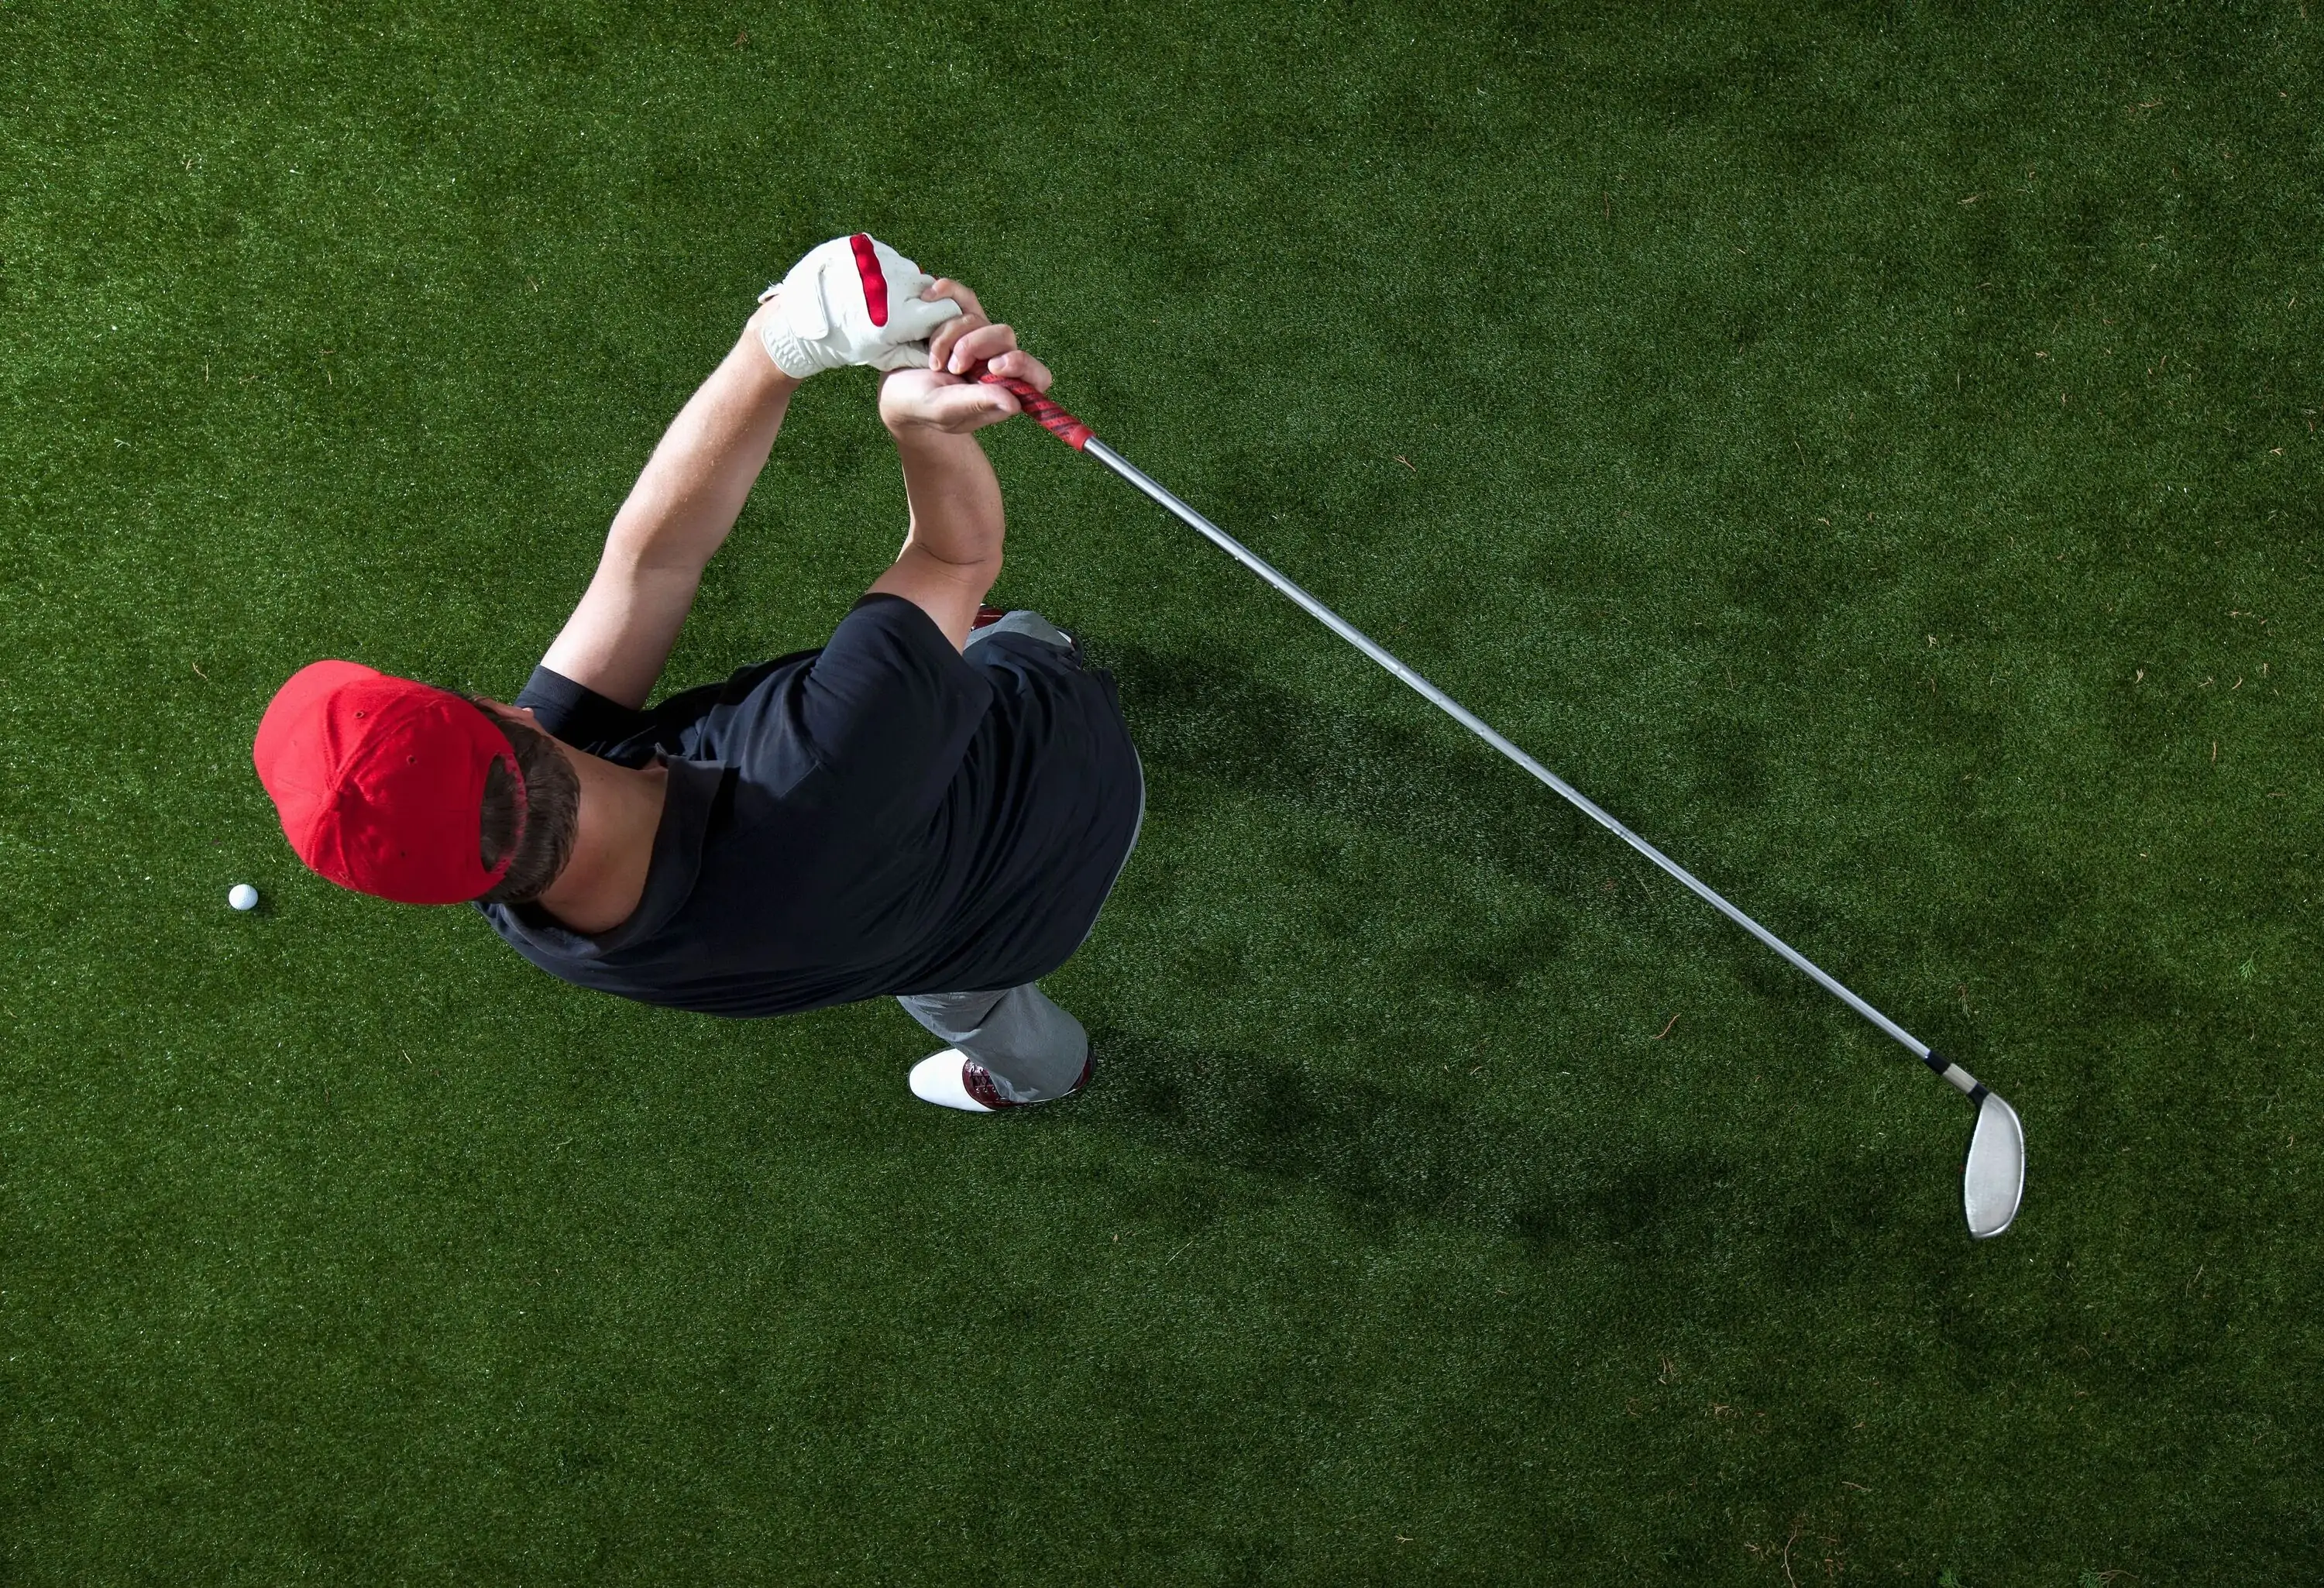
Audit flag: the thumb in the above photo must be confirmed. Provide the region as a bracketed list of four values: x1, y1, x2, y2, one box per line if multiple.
[926, 380, 1020, 428]
[887, 293, 962, 343]
[866, 340, 935, 373]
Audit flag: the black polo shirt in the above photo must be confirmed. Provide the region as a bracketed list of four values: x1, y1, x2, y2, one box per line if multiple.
[477, 595, 1143, 1015]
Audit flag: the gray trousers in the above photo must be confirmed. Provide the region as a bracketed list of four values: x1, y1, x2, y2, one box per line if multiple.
[894, 610, 1143, 1104]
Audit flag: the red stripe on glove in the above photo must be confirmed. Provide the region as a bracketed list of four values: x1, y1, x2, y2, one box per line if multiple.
[849, 233, 888, 328]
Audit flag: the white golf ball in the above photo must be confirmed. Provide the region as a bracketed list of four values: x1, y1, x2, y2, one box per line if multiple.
[228, 883, 260, 912]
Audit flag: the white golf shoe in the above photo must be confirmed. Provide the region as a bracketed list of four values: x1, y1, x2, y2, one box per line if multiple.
[907, 1050, 1093, 1113]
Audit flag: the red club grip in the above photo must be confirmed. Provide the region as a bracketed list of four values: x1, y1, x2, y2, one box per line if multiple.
[961, 363, 1092, 449]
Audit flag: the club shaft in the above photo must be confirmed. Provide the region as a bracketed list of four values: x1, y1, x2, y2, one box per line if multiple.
[1082, 436, 1940, 1066]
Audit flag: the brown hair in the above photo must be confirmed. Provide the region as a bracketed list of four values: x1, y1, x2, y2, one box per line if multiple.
[473, 705, 581, 905]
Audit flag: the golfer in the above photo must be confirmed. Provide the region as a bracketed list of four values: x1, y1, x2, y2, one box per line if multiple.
[253, 235, 1143, 1113]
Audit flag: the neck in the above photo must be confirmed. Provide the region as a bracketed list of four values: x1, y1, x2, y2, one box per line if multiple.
[535, 750, 669, 934]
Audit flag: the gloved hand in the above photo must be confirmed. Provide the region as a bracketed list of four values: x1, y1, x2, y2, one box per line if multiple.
[756, 234, 962, 378]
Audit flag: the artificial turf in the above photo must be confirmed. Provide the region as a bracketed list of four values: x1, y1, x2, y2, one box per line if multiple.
[3, 0, 2320, 1580]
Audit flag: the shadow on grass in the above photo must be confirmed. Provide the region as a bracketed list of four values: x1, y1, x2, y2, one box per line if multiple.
[1102, 636, 1868, 994]
[1101, 634, 1858, 1020]
[1102, 638, 1610, 889]
[1067, 640, 1986, 1269]
[1080, 1023, 1728, 1252]
[1063, 1023, 1923, 1279]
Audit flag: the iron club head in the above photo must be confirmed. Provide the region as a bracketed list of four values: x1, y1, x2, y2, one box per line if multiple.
[1963, 1090, 2025, 1239]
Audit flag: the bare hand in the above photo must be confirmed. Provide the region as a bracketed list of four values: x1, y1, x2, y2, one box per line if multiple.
[880, 290, 1052, 435]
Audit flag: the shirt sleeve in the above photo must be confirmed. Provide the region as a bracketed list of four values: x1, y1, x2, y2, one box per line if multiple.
[799, 595, 993, 821]
[514, 665, 652, 754]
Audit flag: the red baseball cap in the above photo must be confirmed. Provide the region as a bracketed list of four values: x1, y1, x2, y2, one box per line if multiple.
[253, 660, 523, 905]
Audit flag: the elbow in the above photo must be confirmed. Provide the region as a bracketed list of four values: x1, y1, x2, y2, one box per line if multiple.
[905, 534, 1002, 586]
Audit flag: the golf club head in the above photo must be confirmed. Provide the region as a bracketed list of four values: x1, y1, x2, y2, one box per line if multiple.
[1963, 1091, 2025, 1239]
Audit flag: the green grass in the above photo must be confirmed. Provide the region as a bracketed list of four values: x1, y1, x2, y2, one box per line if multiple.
[4, 0, 2320, 1580]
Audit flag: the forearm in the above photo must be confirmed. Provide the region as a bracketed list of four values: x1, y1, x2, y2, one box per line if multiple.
[539, 325, 799, 706]
[889, 426, 1005, 572]
[604, 328, 800, 574]
[860, 301, 1043, 649]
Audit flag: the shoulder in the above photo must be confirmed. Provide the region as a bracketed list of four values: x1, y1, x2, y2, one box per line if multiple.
[514, 665, 649, 753]
[810, 594, 991, 703]
[521, 654, 816, 764]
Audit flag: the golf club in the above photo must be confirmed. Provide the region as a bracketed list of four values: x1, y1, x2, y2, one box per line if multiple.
[971, 363, 2025, 1239]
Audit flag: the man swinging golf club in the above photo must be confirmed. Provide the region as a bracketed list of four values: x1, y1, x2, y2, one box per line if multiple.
[253, 235, 1143, 1113]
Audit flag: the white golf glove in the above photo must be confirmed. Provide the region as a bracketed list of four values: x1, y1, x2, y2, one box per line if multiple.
[756, 233, 962, 378]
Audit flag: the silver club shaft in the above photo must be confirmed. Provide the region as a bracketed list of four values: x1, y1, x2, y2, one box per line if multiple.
[1084, 435, 1968, 1080]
